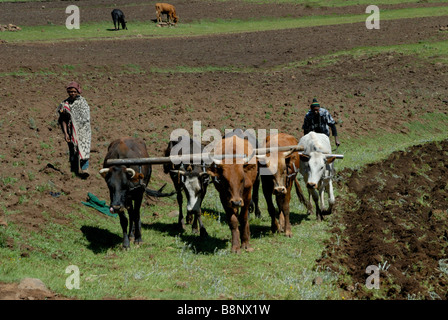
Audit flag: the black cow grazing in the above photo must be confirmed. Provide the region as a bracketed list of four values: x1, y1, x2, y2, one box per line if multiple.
[99, 137, 174, 248]
[163, 136, 211, 237]
[222, 129, 261, 218]
[111, 9, 127, 30]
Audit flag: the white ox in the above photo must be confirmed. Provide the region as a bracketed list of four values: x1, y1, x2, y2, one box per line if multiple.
[298, 132, 337, 221]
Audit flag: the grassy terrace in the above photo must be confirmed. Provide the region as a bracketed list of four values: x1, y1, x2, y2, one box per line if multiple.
[1, 5, 448, 42]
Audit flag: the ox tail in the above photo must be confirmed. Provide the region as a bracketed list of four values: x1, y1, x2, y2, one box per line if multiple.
[294, 177, 311, 210]
[145, 183, 177, 198]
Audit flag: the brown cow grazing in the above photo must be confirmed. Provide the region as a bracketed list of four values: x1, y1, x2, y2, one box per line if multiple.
[260, 133, 311, 237]
[155, 3, 179, 25]
[99, 137, 175, 249]
[206, 135, 258, 253]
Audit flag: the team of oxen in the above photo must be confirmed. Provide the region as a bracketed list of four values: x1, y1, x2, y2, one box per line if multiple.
[99, 130, 343, 253]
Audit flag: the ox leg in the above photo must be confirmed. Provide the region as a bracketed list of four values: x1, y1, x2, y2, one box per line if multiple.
[262, 177, 280, 233]
[279, 184, 293, 237]
[239, 188, 253, 251]
[252, 174, 261, 218]
[226, 208, 241, 254]
[326, 180, 335, 215]
[118, 212, 130, 249]
[309, 187, 322, 221]
[276, 195, 285, 233]
[294, 177, 313, 215]
[176, 188, 186, 231]
[192, 210, 208, 238]
[131, 195, 143, 245]
[239, 205, 251, 252]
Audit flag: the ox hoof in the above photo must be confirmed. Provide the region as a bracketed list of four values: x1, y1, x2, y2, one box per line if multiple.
[231, 247, 241, 254]
[199, 228, 209, 238]
[178, 224, 187, 233]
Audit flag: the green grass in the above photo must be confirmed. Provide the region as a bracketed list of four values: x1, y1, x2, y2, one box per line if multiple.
[333, 112, 448, 173]
[283, 40, 448, 70]
[2, 6, 448, 43]
[0, 191, 339, 300]
[237, 0, 448, 6]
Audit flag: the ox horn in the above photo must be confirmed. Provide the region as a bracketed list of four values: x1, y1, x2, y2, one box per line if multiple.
[125, 168, 136, 178]
[256, 154, 270, 166]
[243, 150, 256, 163]
[170, 169, 186, 175]
[324, 154, 344, 159]
[99, 168, 110, 178]
[283, 149, 295, 158]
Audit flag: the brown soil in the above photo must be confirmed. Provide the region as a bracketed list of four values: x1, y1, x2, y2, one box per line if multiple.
[1, 0, 448, 300]
[320, 140, 448, 300]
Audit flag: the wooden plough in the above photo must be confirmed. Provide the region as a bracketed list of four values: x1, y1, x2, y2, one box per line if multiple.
[105, 144, 343, 166]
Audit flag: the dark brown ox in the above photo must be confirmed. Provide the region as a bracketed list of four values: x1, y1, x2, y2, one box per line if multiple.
[260, 133, 311, 237]
[206, 135, 258, 253]
[155, 3, 179, 24]
[99, 137, 174, 249]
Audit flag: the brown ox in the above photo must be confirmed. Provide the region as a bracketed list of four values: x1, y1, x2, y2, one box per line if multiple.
[155, 3, 179, 24]
[260, 133, 311, 237]
[206, 135, 258, 253]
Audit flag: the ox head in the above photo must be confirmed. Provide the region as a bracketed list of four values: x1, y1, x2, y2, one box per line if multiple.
[260, 149, 297, 195]
[300, 152, 336, 189]
[171, 165, 210, 214]
[99, 166, 144, 214]
[206, 158, 257, 209]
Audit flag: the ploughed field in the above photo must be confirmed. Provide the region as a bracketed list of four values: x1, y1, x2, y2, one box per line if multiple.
[1, 0, 448, 300]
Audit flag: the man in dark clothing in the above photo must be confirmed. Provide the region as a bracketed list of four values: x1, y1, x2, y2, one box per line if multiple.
[302, 98, 340, 147]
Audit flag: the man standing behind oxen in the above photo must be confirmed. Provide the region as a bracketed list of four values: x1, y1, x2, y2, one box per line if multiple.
[57, 81, 92, 179]
[302, 98, 340, 148]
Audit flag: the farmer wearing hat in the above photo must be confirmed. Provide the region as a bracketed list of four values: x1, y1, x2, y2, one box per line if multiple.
[57, 81, 92, 178]
[302, 98, 340, 147]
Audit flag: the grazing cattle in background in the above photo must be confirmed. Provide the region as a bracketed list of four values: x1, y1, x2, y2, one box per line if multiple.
[260, 133, 311, 237]
[298, 132, 336, 221]
[111, 9, 128, 30]
[206, 134, 258, 253]
[99, 137, 174, 248]
[155, 3, 179, 24]
[163, 136, 211, 237]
